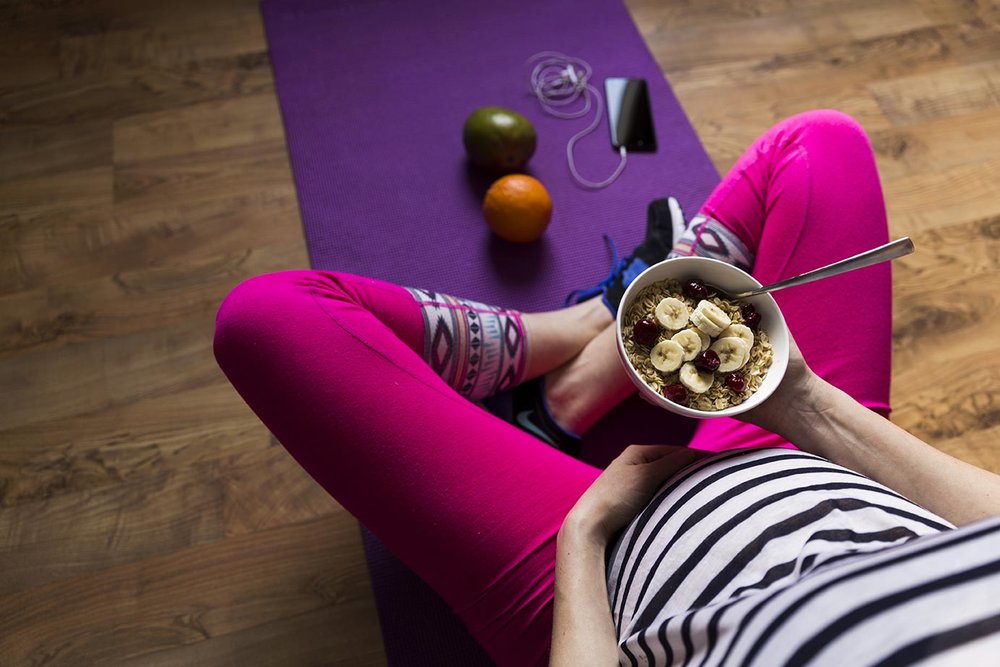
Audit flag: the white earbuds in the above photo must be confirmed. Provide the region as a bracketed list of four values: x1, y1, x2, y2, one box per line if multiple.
[526, 51, 627, 190]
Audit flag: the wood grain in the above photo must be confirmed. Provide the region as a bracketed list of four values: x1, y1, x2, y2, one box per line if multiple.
[114, 605, 387, 667]
[2, 0, 999, 664]
[0, 379, 267, 507]
[0, 443, 336, 596]
[0, 515, 381, 666]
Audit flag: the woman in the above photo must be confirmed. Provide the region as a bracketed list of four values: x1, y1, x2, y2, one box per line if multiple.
[214, 110, 1000, 666]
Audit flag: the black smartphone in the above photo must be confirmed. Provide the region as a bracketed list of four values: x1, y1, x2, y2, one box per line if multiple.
[604, 77, 656, 152]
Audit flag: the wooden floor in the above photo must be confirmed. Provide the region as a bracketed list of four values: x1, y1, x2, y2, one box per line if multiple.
[2, 0, 999, 664]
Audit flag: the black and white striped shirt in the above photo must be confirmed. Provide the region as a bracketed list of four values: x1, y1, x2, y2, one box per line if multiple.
[606, 448, 1000, 666]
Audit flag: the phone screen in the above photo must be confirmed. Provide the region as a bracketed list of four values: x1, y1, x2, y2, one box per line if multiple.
[605, 78, 656, 152]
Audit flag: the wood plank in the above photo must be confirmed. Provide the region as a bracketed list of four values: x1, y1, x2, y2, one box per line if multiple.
[869, 60, 1000, 125]
[0, 0, 265, 90]
[892, 270, 997, 375]
[0, 34, 62, 90]
[218, 445, 335, 539]
[666, 24, 954, 92]
[892, 230, 1000, 448]
[891, 354, 1000, 444]
[113, 140, 291, 204]
[0, 167, 113, 295]
[644, 17, 816, 71]
[0, 54, 274, 128]
[672, 58, 897, 129]
[0, 166, 112, 216]
[912, 0, 998, 24]
[0, 239, 303, 358]
[0, 462, 226, 596]
[937, 17, 1000, 66]
[892, 215, 1000, 298]
[0, 380, 265, 508]
[113, 93, 284, 164]
[934, 423, 1000, 474]
[0, 514, 385, 666]
[0, 0, 263, 51]
[888, 214, 1000, 446]
[674, 68, 891, 173]
[0, 315, 222, 432]
[883, 156, 1000, 234]
[0, 186, 301, 296]
[0, 121, 111, 183]
[812, 0, 933, 42]
[871, 108, 1000, 179]
[664, 21, 1000, 173]
[58, 14, 267, 77]
[0, 443, 335, 595]
[115, 605, 386, 667]
[626, 0, 843, 28]
[644, 0, 932, 72]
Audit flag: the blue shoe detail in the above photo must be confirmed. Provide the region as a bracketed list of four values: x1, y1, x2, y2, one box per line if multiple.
[564, 234, 650, 315]
[565, 197, 681, 314]
[565, 235, 625, 306]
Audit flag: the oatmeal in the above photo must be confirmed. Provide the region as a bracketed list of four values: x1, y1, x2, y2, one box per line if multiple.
[622, 278, 774, 410]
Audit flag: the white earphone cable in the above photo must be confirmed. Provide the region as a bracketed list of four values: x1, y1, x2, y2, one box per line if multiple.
[526, 51, 627, 190]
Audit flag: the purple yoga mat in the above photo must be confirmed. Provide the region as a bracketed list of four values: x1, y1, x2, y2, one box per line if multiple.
[261, 0, 720, 663]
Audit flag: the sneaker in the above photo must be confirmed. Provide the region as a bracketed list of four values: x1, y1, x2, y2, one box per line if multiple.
[511, 378, 582, 457]
[565, 196, 686, 314]
[481, 378, 582, 457]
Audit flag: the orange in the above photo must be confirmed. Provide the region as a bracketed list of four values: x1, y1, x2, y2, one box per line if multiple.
[482, 174, 553, 243]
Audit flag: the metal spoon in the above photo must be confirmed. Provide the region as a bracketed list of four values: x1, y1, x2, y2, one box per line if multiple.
[710, 237, 914, 301]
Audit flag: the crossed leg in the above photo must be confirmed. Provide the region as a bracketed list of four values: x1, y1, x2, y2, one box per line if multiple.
[213, 109, 893, 666]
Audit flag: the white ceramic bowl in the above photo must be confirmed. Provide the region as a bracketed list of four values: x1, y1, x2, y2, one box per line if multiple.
[616, 256, 790, 418]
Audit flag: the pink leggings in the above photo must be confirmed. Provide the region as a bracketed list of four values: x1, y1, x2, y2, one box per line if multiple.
[213, 110, 891, 666]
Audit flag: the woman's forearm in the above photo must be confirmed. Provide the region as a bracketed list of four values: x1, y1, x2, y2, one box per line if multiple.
[550, 444, 710, 665]
[550, 517, 619, 666]
[771, 375, 1000, 526]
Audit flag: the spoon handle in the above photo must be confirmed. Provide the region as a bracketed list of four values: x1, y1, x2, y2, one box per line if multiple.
[734, 237, 915, 299]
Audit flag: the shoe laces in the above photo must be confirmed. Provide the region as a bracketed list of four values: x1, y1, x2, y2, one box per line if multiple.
[564, 234, 624, 306]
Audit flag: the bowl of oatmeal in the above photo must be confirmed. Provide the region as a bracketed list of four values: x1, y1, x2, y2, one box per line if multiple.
[616, 256, 790, 418]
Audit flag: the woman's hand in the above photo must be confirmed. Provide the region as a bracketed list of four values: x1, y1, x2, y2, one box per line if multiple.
[739, 332, 820, 433]
[553, 449, 710, 666]
[563, 444, 711, 546]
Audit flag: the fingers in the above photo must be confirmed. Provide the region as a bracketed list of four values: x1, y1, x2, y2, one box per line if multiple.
[655, 447, 708, 469]
[622, 443, 707, 466]
[621, 443, 683, 463]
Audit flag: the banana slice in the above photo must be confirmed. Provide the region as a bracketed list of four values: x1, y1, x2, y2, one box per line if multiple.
[650, 339, 685, 372]
[690, 300, 732, 337]
[710, 337, 750, 372]
[654, 297, 689, 330]
[719, 324, 754, 350]
[694, 328, 711, 351]
[670, 329, 702, 361]
[679, 362, 714, 394]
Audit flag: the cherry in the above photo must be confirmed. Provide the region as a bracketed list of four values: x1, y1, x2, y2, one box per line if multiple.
[726, 372, 748, 393]
[694, 349, 721, 373]
[683, 279, 709, 300]
[664, 384, 689, 405]
[632, 319, 660, 347]
[740, 303, 762, 330]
